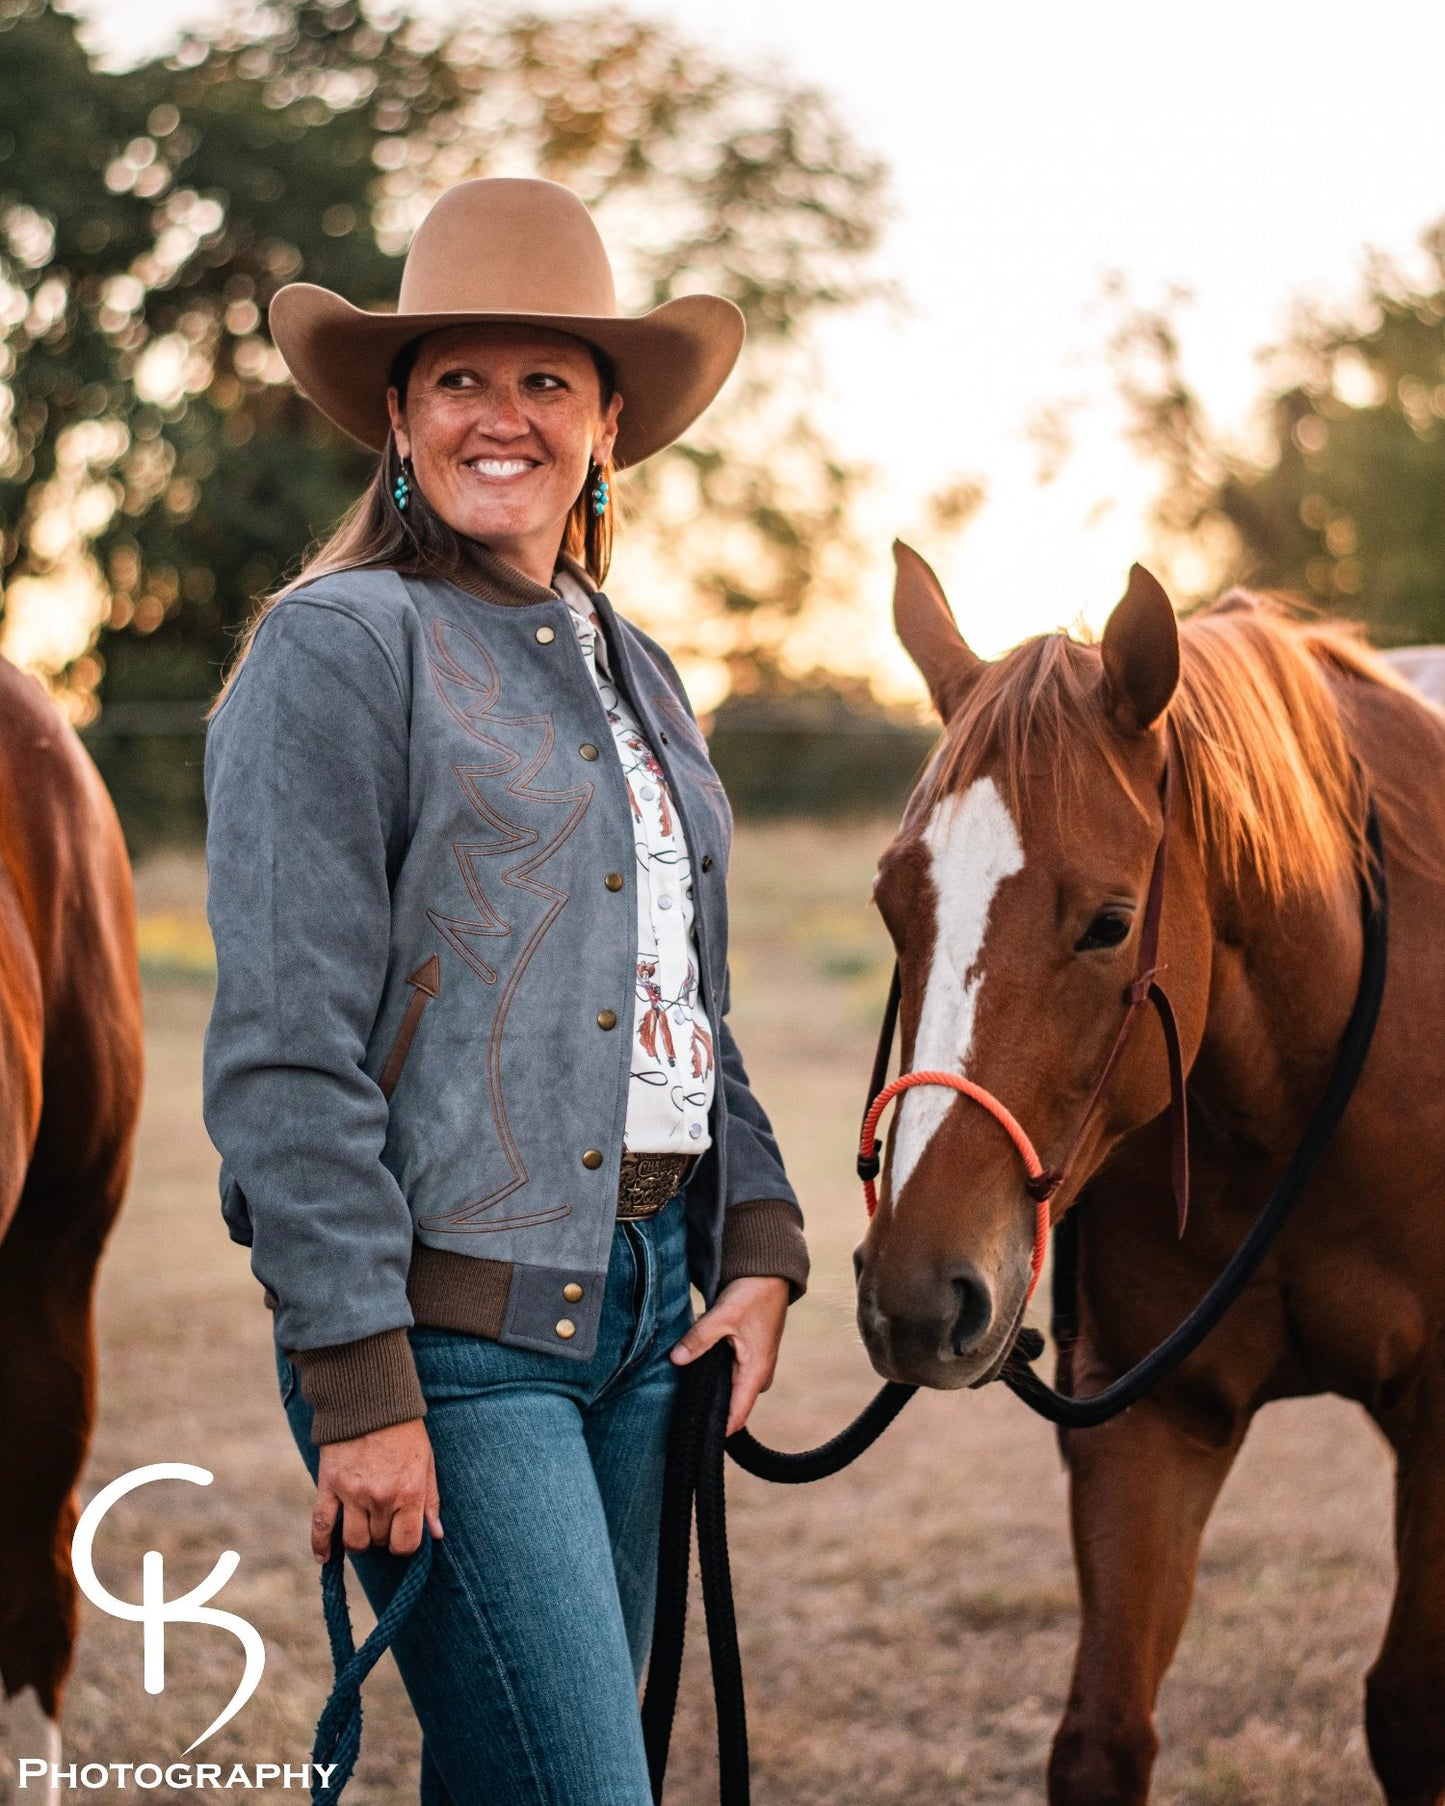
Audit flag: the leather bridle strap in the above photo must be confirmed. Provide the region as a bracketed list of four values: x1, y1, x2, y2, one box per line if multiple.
[1038, 758, 1191, 1234]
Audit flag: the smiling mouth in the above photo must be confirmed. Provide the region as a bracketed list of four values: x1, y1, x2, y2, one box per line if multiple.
[463, 458, 539, 480]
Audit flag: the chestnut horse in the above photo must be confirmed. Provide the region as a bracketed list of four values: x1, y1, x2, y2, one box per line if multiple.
[0, 655, 143, 1755]
[856, 546, 1445, 1806]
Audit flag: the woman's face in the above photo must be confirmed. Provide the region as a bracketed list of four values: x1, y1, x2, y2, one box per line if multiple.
[386, 322, 622, 583]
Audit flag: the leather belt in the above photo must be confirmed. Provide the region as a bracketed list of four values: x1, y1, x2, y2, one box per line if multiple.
[616, 1152, 693, 1219]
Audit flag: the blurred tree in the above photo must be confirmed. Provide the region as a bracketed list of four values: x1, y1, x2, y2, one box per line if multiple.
[1115, 225, 1445, 643]
[0, 0, 887, 845]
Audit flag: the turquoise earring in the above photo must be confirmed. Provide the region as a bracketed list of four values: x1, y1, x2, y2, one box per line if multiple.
[591, 466, 609, 516]
[393, 457, 411, 513]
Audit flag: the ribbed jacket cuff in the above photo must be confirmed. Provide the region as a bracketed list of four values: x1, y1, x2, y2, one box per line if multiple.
[290, 1327, 427, 1445]
[717, 1198, 810, 1301]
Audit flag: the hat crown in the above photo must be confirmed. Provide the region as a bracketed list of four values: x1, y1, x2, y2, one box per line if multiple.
[396, 177, 620, 321]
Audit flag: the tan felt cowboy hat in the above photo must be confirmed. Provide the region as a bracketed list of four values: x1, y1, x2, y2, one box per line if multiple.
[267, 177, 745, 469]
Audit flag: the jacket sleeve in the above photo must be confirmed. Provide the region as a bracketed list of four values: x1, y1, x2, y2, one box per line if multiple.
[713, 964, 810, 1301]
[202, 596, 425, 1441]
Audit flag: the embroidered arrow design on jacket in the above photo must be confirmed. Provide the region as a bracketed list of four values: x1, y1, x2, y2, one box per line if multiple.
[377, 955, 441, 1101]
[419, 615, 594, 1231]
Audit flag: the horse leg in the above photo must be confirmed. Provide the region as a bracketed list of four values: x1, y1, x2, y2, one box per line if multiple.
[3, 1684, 63, 1806]
[0, 1158, 125, 1722]
[1365, 1383, 1445, 1806]
[1048, 1397, 1245, 1806]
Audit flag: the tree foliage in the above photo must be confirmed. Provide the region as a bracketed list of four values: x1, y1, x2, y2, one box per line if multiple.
[0, 0, 887, 842]
[1115, 223, 1445, 644]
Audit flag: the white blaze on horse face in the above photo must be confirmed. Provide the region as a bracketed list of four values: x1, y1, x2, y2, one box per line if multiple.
[889, 778, 1025, 1202]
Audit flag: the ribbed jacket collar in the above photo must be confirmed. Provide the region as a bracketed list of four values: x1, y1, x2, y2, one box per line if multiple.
[434, 534, 598, 607]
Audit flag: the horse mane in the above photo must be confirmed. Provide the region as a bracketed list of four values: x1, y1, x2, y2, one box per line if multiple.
[926, 588, 1425, 904]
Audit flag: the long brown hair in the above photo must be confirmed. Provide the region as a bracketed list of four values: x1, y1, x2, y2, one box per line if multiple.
[208, 335, 617, 717]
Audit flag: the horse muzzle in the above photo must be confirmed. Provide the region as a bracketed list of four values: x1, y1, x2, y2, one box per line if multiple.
[854, 1240, 1029, 1389]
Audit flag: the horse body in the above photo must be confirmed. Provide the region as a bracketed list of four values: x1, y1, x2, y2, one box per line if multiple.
[0, 654, 143, 1724]
[857, 549, 1445, 1805]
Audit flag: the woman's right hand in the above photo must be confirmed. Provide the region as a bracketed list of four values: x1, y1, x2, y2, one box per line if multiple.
[312, 1419, 443, 1560]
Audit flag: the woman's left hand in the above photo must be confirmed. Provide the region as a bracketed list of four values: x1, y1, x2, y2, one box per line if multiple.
[669, 1275, 791, 1435]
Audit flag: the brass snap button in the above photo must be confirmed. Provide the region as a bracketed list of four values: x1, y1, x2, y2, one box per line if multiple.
[555, 1318, 577, 1339]
[581, 1148, 604, 1169]
[579, 743, 600, 761]
[563, 1282, 584, 1303]
[535, 625, 556, 645]
[596, 1009, 617, 1030]
[604, 871, 624, 892]
[701, 854, 714, 871]
[659, 730, 669, 744]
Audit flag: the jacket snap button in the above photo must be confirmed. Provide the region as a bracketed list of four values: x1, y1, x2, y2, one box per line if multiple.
[701, 854, 714, 871]
[563, 1282, 584, 1303]
[659, 730, 669, 744]
[535, 625, 556, 644]
[581, 1148, 604, 1169]
[579, 743, 600, 760]
[555, 1318, 577, 1339]
[596, 1009, 617, 1030]
[604, 871, 624, 892]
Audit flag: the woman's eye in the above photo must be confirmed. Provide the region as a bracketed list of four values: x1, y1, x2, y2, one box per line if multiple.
[1074, 912, 1132, 953]
[525, 372, 565, 390]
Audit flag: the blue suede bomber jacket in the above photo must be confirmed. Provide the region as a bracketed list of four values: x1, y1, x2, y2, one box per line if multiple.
[201, 541, 808, 1443]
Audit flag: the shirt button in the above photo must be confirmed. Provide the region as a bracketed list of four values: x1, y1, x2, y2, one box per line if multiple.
[657, 895, 673, 911]
[555, 1318, 577, 1339]
[580, 743, 600, 761]
[581, 1148, 604, 1169]
[688, 1123, 703, 1140]
[604, 872, 624, 891]
[563, 1282, 584, 1303]
[701, 854, 714, 872]
[596, 1009, 617, 1030]
[534, 625, 555, 644]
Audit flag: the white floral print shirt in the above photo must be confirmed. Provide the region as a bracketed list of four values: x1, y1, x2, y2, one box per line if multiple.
[555, 569, 716, 1153]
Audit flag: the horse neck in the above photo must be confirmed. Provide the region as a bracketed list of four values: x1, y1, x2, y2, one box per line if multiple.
[1190, 851, 1365, 1162]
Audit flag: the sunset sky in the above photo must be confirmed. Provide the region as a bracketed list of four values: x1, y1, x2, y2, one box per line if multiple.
[67, 0, 1445, 702]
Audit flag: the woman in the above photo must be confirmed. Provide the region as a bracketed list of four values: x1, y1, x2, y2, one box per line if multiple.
[201, 177, 808, 1804]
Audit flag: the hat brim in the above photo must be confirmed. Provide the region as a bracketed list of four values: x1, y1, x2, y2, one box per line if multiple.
[267, 284, 745, 468]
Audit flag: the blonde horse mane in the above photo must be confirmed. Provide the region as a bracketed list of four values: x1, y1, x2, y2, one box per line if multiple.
[927, 589, 1423, 904]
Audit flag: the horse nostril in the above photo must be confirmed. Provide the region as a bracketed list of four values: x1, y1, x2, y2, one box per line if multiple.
[852, 1244, 865, 1283]
[949, 1267, 993, 1356]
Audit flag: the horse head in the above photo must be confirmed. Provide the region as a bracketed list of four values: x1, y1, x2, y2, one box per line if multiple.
[855, 544, 1213, 1389]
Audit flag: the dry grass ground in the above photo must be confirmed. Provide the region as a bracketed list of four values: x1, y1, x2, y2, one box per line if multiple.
[0, 820, 1397, 1805]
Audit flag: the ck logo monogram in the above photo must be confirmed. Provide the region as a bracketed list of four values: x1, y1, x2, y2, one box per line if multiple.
[71, 1463, 266, 1751]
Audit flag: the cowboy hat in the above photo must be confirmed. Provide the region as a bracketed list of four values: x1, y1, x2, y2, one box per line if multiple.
[267, 177, 745, 469]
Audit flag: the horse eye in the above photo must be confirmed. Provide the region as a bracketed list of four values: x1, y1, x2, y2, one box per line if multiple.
[1074, 911, 1131, 953]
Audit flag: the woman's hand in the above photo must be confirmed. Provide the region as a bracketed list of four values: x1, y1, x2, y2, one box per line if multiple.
[670, 1276, 790, 1436]
[312, 1419, 444, 1560]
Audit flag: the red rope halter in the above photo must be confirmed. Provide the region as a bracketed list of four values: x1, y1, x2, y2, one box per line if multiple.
[859, 1072, 1054, 1303]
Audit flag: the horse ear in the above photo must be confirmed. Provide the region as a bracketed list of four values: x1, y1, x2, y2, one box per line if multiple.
[1100, 563, 1180, 735]
[892, 540, 984, 721]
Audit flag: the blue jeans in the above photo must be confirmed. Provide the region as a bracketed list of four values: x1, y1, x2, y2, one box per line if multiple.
[276, 1191, 694, 1806]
